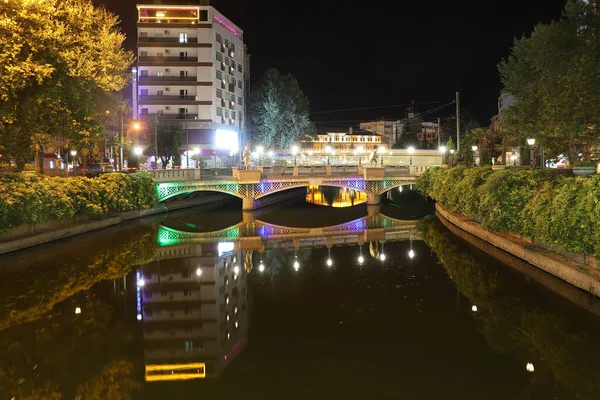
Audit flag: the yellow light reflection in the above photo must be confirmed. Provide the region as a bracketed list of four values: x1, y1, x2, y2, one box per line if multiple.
[145, 363, 206, 381]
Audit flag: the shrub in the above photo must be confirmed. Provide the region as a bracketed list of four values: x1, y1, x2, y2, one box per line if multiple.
[417, 167, 600, 256]
[573, 160, 596, 167]
[0, 172, 157, 231]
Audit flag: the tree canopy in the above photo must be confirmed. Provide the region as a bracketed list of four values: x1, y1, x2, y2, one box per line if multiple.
[250, 69, 314, 150]
[498, 1, 600, 162]
[0, 0, 134, 170]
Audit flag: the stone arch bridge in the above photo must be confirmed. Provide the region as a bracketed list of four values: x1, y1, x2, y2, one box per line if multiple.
[150, 166, 427, 210]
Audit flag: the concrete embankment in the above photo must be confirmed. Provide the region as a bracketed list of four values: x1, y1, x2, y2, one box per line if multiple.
[0, 187, 307, 256]
[436, 203, 600, 297]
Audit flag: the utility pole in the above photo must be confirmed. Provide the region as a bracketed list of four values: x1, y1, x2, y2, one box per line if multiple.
[437, 117, 441, 148]
[119, 112, 124, 171]
[456, 92, 461, 152]
[185, 118, 189, 168]
[154, 116, 159, 169]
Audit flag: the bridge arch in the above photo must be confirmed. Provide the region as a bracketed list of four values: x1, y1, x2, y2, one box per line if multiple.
[156, 181, 245, 202]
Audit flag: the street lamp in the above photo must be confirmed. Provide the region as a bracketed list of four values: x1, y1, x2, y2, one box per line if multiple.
[292, 145, 298, 165]
[325, 145, 332, 165]
[407, 146, 415, 166]
[471, 145, 478, 167]
[450, 149, 455, 168]
[134, 146, 143, 169]
[70, 150, 77, 176]
[256, 145, 264, 166]
[357, 145, 363, 165]
[527, 138, 535, 170]
[439, 146, 447, 165]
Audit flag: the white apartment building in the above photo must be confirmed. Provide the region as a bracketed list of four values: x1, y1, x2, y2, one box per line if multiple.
[135, 4, 248, 157]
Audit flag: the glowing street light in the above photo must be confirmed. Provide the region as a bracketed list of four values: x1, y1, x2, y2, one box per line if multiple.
[293, 260, 300, 271]
[527, 138, 536, 170]
[292, 145, 299, 165]
[326, 258, 333, 266]
[233, 265, 240, 275]
[450, 149, 455, 168]
[196, 267, 202, 277]
[75, 307, 82, 314]
[526, 363, 535, 372]
[408, 249, 415, 259]
[70, 150, 77, 176]
[472, 305, 478, 312]
[471, 145, 478, 167]
[137, 278, 145, 287]
[258, 262, 265, 272]
[407, 146, 415, 166]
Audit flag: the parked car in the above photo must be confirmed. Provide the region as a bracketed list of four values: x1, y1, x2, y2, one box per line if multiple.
[101, 164, 115, 173]
[84, 163, 104, 177]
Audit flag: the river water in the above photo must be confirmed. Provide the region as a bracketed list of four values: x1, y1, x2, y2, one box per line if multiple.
[0, 188, 599, 400]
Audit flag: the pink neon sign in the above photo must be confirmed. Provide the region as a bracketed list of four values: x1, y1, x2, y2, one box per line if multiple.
[214, 14, 240, 37]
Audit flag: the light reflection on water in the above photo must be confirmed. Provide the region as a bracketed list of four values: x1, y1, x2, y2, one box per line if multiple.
[0, 197, 599, 399]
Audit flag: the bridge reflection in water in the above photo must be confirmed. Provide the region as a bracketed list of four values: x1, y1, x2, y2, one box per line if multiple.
[140, 207, 422, 381]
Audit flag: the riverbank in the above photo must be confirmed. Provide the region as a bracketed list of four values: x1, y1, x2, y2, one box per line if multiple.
[0, 187, 307, 256]
[435, 203, 600, 296]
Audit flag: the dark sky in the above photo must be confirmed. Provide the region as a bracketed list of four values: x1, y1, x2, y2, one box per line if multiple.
[95, 0, 567, 127]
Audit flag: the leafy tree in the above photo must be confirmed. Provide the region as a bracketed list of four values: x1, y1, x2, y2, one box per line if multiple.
[143, 120, 185, 169]
[499, 1, 600, 163]
[0, 0, 134, 172]
[250, 69, 313, 149]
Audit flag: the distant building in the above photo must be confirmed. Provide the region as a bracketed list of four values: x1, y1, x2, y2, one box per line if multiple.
[303, 127, 387, 153]
[359, 120, 396, 148]
[490, 91, 519, 165]
[416, 121, 439, 148]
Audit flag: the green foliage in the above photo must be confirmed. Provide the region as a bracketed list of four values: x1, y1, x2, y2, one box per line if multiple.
[250, 69, 313, 149]
[0, 172, 156, 231]
[574, 160, 595, 167]
[417, 167, 600, 255]
[499, 1, 600, 162]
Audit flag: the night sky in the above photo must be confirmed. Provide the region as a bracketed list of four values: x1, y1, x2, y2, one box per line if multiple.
[95, 0, 567, 127]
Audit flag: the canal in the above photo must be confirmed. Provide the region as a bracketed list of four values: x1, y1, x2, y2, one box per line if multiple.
[0, 187, 599, 399]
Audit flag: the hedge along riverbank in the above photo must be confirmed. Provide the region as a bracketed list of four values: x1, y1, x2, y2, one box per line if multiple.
[0, 172, 157, 232]
[417, 167, 600, 256]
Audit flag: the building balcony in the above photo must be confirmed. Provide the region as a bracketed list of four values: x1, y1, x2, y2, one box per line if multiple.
[138, 56, 199, 63]
[139, 95, 197, 101]
[139, 37, 199, 44]
[139, 76, 197, 82]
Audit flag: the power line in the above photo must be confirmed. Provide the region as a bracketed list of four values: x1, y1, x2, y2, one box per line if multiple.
[309, 99, 455, 115]
[313, 101, 456, 124]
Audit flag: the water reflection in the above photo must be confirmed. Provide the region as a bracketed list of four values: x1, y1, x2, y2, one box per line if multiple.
[305, 185, 367, 207]
[0, 202, 598, 399]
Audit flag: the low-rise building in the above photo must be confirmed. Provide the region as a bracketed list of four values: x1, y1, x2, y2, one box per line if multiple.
[303, 128, 387, 153]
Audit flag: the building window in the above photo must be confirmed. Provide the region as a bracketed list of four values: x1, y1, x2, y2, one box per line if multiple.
[239, 112, 243, 122]
[216, 89, 223, 98]
[231, 60, 236, 69]
[216, 33, 222, 43]
[224, 109, 230, 118]
[141, 108, 148, 115]
[224, 92, 230, 101]
[230, 94, 236, 103]
[179, 32, 188, 43]
[140, 70, 148, 77]
[238, 97, 243, 105]
[229, 76, 236, 84]
[141, 89, 148, 96]
[217, 107, 223, 117]
[185, 341, 193, 352]
[200, 10, 208, 21]
[184, 306, 192, 315]
[224, 57, 230, 67]
[225, 38, 230, 48]
[156, 71, 164, 77]
[216, 51, 222, 62]
[238, 64, 243, 74]
[216, 70, 222, 81]
[157, 90, 164, 96]
[183, 286, 191, 296]
[231, 43, 235, 52]
[231, 111, 236, 120]
[140, 31, 148, 37]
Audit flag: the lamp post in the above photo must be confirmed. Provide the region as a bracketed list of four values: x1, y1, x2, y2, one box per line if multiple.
[193, 147, 200, 168]
[439, 145, 447, 165]
[471, 145, 478, 167]
[134, 146, 143, 169]
[292, 145, 298, 166]
[70, 150, 77, 176]
[527, 138, 535, 170]
[407, 146, 415, 168]
[325, 145, 332, 165]
[357, 145, 363, 165]
[256, 145, 263, 166]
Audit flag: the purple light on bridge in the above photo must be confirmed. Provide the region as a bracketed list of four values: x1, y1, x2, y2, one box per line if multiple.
[258, 225, 275, 238]
[339, 218, 368, 231]
[257, 182, 269, 193]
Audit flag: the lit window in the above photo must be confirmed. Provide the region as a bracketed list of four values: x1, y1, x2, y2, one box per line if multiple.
[179, 32, 188, 43]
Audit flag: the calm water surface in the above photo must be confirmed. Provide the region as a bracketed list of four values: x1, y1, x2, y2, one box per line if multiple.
[0, 189, 599, 400]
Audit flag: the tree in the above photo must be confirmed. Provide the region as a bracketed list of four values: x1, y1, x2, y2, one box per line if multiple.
[499, 1, 600, 163]
[250, 69, 313, 149]
[146, 120, 185, 169]
[0, 0, 134, 172]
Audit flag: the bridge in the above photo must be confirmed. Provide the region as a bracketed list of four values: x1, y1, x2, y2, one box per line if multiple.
[149, 164, 433, 210]
[155, 209, 423, 257]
